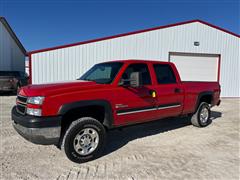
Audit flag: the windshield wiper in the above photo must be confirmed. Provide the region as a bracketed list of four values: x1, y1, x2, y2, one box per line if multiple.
[83, 78, 97, 83]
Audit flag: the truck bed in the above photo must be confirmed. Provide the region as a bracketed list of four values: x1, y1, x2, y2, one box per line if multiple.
[181, 81, 220, 114]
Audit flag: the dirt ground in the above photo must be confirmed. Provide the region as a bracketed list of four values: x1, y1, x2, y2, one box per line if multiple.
[0, 96, 239, 180]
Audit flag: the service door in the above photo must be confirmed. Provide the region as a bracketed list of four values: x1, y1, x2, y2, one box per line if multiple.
[169, 53, 220, 82]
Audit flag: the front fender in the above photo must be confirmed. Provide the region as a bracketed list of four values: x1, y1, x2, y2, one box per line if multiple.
[58, 100, 114, 128]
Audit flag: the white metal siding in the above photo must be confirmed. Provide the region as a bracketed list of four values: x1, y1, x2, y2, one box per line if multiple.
[31, 22, 240, 97]
[170, 54, 219, 82]
[0, 21, 25, 72]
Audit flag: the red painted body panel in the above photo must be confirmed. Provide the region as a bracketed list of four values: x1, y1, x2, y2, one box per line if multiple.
[18, 60, 221, 127]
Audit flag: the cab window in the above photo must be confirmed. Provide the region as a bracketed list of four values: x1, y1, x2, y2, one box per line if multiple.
[121, 63, 151, 85]
[153, 64, 176, 84]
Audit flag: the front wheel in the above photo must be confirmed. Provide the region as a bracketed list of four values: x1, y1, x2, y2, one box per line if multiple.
[61, 117, 106, 163]
[191, 102, 211, 127]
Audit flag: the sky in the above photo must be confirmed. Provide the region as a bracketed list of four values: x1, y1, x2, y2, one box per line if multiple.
[1, 0, 239, 51]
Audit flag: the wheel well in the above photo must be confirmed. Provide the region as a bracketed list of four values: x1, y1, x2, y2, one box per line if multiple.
[199, 94, 212, 105]
[60, 105, 105, 135]
[192, 93, 213, 115]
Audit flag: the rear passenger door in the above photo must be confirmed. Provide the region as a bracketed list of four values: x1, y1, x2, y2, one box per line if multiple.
[152, 64, 184, 118]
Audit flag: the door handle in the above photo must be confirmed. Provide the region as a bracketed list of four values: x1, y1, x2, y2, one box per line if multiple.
[149, 90, 157, 98]
[174, 88, 182, 93]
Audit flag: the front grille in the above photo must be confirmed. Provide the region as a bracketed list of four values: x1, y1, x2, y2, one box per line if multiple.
[16, 104, 26, 115]
[16, 95, 27, 115]
[17, 95, 27, 104]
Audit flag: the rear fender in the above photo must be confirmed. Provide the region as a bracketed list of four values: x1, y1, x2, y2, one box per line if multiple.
[195, 91, 213, 112]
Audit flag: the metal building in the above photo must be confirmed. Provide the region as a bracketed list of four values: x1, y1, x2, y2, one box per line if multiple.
[0, 17, 26, 72]
[28, 20, 240, 97]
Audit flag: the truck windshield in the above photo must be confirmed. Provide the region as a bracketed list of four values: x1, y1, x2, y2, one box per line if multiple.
[79, 62, 123, 84]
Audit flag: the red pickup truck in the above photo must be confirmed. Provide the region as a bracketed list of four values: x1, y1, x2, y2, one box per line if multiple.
[12, 60, 221, 163]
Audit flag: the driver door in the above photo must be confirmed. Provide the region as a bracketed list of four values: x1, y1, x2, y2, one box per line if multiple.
[113, 63, 157, 126]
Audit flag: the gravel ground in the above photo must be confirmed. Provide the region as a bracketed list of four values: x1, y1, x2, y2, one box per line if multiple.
[0, 96, 239, 180]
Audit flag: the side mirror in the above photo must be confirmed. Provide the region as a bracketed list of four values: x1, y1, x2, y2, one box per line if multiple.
[118, 79, 126, 86]
[130, 72, 141, 88]
[118, 72, 141, 87]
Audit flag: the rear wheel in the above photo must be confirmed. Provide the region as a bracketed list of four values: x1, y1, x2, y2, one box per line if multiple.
[61, 117, 106, 163]
[191, 102, 211, 127]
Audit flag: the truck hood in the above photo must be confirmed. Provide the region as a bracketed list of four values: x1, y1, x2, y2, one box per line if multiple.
[19, 80, 100, 96]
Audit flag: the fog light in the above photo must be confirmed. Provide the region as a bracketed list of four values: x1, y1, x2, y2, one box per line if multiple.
[26, 108, 42, 116]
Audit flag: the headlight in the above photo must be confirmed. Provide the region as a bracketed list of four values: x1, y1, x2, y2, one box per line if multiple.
[27, 96, 45, 105]
[26, 108, 42, 116]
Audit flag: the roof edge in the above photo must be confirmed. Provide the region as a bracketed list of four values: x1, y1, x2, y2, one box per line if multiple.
[197, 20, 240, 39]
[28, 19, 240, 55]
[0, 17, 26, 55]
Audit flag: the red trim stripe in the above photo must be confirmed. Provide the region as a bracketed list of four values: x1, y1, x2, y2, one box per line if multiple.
[27, 19, 240, 55]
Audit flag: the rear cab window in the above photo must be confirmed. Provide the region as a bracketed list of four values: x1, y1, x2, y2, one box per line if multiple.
[153, 64, 176, 84]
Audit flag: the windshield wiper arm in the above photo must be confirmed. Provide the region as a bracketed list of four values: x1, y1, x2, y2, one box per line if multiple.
[84, 78, 97, 82]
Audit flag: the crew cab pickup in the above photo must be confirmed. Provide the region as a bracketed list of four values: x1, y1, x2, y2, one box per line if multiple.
[12, 60, 221, 163]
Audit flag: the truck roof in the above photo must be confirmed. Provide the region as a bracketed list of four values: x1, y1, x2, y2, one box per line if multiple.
[106, 59, 173, 64]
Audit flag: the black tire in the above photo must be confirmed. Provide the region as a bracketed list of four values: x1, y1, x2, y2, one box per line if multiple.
[191, 102, 211, 127]
[61, 117, 106, 163]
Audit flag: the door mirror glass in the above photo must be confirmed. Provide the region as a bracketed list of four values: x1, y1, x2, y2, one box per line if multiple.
[130, 72, 141, 88]
[119, 63, 151, 87]
[119, 72, 141, 88]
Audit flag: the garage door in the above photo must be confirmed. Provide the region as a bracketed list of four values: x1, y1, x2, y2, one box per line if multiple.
[169, 53, 220, 82]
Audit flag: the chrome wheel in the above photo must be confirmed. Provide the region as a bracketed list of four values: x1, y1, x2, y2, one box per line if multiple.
[73, 128, 99, 156]
[200, 107, 209, 124]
